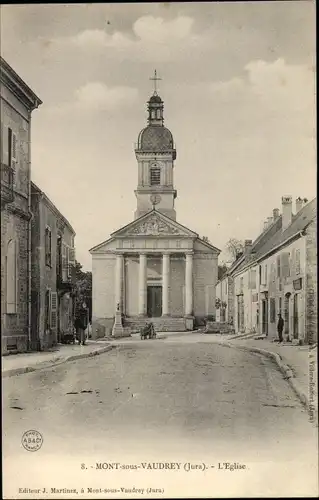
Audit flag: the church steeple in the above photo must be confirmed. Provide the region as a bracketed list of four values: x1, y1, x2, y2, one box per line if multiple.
[147, 70, 164, 126]
[134, 71, 177, 221]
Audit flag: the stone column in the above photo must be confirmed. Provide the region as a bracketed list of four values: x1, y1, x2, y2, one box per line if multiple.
[114, 254, 124, 311]
[185, 253, 193, 316]
[162, 253, 170, 316]
[138, 253, 147, 315]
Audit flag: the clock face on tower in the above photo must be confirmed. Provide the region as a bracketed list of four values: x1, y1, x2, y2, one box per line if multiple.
[150, 194, 161, 206]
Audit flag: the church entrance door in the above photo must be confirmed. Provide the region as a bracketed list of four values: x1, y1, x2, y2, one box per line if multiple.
[147, 286, 162, 317]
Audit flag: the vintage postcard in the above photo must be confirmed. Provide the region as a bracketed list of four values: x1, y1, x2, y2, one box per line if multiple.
[1, 1, 317, 498]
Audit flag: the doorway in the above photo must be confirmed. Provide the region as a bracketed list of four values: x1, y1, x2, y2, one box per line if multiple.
[261, 299, 268, 335]
[293, 293, 299, 339]
[237, 295, 244, 332]
[147, 285, 162, 317]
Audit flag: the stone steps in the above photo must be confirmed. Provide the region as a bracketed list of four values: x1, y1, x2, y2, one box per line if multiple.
[205, 321, 235, 334]
[124, 317, 186, 333]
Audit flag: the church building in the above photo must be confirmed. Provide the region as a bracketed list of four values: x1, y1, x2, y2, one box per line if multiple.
[90, 74, 220, 337]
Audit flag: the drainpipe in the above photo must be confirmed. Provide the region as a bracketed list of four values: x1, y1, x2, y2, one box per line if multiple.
[27, 116, 32, 350]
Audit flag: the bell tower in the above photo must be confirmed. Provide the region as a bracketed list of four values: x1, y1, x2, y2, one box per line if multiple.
[134, 71, 177, 220]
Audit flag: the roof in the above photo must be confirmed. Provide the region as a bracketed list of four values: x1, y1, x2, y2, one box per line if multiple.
[31, 182, 76, 235]
[232, 198, 316, 276]
[137, 125, 174, 151]
[90, 208, 221, 254]
[149, 94, 163, 104]
[0, 56, 42, 111]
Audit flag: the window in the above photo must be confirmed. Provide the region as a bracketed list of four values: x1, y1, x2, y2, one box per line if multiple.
[150, 166, 161, 185]
[278, 297, 282, 315]
[281, 252, 290, 278]
[240, 277, 244, 292]
[276, 255, 281, 278]
[265, 265, 268, 284]
[45, 227, 52, 267]
[270, 298, 276, 323]
[45, 289, 50, 330]
[225, 281, 228, 295]
[249, 270, 257, 289]
[6, 239, 17, 314]
[8, 128, 17, 168]
[295, 249, 301, 275]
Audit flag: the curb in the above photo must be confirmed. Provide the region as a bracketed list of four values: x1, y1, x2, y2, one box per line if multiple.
[216, 340, 318, 425]
[2, 345, 115, 379]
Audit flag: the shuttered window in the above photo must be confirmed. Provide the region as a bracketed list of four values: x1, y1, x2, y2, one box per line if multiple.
[45, 227, 52, 267]
[45, 289, 50, 330]
[281, 252, 290, 278]
[62, 242, 68, 281]
[276, 255, 281, 278]
[50, 291, 58, 332]
[295, 249, 301, 275]
[150, 167, 161, 185]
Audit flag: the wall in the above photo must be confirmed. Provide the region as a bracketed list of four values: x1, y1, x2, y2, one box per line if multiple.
[193, 254, 217, 321]
[170, 257, 185, 316]
[1, 91, 31, 354]
[92, 255, 115, 338]
[31, 190, 75, 350]
[233, 235, 309, 341]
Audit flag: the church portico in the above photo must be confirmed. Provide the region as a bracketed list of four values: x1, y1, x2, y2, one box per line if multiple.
[90, 72, 220, 337]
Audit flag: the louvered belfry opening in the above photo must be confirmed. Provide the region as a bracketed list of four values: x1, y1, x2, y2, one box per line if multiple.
[150, 167, 161, 185]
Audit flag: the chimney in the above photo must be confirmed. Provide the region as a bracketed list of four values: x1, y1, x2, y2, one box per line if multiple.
[263, 221, 269, 231]
[267, 216, 273, 227]
[282, 196, 292, 231]
[244, 239, 253, 255]
[295, 197, 304, 213]
[273, 208, 280, 220]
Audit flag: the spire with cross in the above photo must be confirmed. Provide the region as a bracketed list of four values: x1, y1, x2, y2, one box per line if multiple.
[149, 69, 162, 95]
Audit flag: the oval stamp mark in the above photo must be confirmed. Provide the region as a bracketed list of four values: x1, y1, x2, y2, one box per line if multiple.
[22, 430, 43, 452]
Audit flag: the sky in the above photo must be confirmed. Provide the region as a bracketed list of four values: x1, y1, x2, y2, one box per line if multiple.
[1, 2, 316, 270]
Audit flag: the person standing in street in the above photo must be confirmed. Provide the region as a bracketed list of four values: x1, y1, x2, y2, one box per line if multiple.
[74, 302, 88, 345]
[277, 313, 284, 343]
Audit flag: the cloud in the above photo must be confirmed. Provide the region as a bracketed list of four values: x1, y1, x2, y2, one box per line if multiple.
[74, 82, 138, 110]
[43, 82, 138, 116]
[48, 15, 201, 62]
[208, 59, 315, 122]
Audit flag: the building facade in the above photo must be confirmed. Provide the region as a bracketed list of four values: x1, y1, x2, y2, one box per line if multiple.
[31, 183, 76, 350]
[1, 57, 42, 354]
[216, 197, 317, 344]
[90, 87, 220, 337]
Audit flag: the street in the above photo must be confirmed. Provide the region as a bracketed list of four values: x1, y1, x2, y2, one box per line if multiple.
[3, 334, 318, 497]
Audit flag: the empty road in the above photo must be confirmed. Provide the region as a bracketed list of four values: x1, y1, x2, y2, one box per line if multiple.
[3, 335, 318, 498]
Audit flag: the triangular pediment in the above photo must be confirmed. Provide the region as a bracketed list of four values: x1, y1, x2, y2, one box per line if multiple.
[112, 210, 198, 238]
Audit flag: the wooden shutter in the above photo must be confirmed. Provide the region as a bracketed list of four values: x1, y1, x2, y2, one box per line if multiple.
[50, 291, 58, 331]
[281, 252, 290, 278]
[11, 132, 17, 167]
[295, 249, 301, 275]
[1, 124, 9, 165]
[62, 242, 68, 281]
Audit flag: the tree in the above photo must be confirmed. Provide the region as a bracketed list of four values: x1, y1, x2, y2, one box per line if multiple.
[218, 263, 228, 280]
[74, 260, 92, 322]
[225, 238, 244, 263]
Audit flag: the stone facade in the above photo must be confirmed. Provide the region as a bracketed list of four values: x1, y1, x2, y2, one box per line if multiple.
[91, 88, 220, 336]
[217, 197, 317, 344]
[1, 57, 42, 354]
[31, 182, 76, 350]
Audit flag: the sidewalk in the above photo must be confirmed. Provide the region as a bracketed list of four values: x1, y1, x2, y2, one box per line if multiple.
[2, 340, 113, 378]
[226, 334, 318, 424]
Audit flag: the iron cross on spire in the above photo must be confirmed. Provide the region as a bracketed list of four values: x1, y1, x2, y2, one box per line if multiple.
[149, 69, 162, 95]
